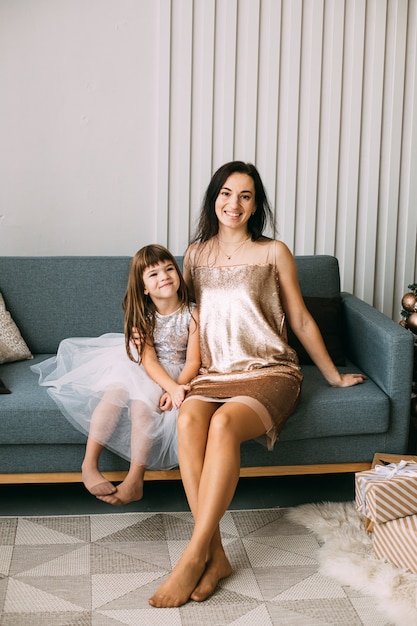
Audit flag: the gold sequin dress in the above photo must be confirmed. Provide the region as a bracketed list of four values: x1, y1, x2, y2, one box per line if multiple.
[187, 249, 303, 449]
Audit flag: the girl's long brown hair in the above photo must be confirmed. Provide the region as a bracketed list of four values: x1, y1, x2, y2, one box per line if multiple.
[123, 244, 191, 363]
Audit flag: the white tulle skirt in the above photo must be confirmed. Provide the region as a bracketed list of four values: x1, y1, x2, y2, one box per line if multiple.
[31, 333, 180, 470]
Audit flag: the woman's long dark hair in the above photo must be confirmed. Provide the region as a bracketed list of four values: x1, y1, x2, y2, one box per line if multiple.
[192, 161, 276, 242]
[123, 244, 190, 362]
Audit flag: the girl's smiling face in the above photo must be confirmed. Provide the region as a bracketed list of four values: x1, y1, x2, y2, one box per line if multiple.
[214, 173, 256, 230]
[143, 260, 180, 305]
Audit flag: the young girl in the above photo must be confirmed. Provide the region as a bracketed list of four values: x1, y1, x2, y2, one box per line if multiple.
[31, 244, 200, 505]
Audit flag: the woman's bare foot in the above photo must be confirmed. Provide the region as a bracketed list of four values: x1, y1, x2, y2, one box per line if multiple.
[82, 465, 116, 497]
[96, 476, 144, 505]
[149, 547, 207, 608]
[191, 545, 232, 602]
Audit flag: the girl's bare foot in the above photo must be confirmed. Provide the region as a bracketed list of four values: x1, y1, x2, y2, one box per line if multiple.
[96, 477, 144, 505]
[191, 545, 232, 602]
[82, 465, 116, 497]
[149, 548, 206, 608]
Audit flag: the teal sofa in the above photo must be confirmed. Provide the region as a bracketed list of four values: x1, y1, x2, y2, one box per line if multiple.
[0, 255, 414, 484]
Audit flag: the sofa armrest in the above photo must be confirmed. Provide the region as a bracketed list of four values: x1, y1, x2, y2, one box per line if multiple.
[341, 291, 414, 452]
[341, 292, 414, 392]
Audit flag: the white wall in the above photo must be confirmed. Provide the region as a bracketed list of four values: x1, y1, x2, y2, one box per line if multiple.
[0, 0, 159, 255]
[1, 0, 416, 320]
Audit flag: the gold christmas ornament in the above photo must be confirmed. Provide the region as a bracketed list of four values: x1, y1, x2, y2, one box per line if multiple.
[400, 283, 417, 330]
[402, 292, 417, 312]
[406, 312, 417, 334]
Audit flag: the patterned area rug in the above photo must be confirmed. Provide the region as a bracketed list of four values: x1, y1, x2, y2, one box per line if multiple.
[0, 505, 404, 625]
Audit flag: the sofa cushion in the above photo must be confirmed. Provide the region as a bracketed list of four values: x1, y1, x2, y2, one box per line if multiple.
[287, 296, 345, 365]
[279, 362, 389, 441]
[0, 377, 11, 394]
[0, 257, 130, 354]
[0, 357, 86, 445]
[0, 293, 33, 364]
[295, 255, 341, 297]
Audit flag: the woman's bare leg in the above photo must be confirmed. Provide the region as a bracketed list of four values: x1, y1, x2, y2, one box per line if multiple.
[149, 401, 266, 608]
[176, 400, 216, 516]
[98, 399, 153, 505]
[174, 401, 231, 602]
[188, 403, 265, 602]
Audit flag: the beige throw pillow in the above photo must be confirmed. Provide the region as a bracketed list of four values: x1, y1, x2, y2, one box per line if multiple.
[0, 293, 33, 364]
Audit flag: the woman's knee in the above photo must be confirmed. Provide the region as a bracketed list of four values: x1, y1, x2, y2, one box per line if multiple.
[177, 403, 206, 437]
[209, 404, 266, 443]
[177, 406, 194, 435]
[209, 409, 236, 440]
[177, 401, 217, 445]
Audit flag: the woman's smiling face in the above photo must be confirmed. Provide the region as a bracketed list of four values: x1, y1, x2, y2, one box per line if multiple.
[214, 173, 256, 230]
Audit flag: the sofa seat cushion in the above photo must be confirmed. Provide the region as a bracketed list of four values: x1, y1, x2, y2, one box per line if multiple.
[0, 356, 86, 445]
[1, 356, 389, 448]
[279, 361, 389, 442]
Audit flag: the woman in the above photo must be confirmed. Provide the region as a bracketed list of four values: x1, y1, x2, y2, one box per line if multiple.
[149, 161, 366, 608]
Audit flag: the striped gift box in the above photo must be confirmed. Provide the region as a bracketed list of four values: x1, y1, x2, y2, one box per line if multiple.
[355, 461, 417, 528]
[373, 514, 417, 573]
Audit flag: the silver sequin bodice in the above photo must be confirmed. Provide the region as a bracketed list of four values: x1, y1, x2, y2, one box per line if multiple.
[153, 305, 195, 367]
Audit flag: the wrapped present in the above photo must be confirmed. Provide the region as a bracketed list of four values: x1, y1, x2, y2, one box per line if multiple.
[355, 459, 417, 531]
[373, 513, 417, 573]
[371, 452, 417, 468]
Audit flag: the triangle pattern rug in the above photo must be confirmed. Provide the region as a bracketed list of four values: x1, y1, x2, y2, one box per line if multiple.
[0, 502, 414, 625]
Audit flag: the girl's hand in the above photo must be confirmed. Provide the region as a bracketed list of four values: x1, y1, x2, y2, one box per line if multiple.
[170, 384, 191, 409]
[159, 392, 173, 411]
[329, 373, 367, 388]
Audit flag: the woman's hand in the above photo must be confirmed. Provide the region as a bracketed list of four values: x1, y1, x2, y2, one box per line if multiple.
[328, 373, 367, 388]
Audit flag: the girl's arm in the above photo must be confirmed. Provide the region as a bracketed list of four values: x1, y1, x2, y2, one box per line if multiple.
[177, 308, 200, 385]
[275, 241, 366, 388]
[141, 342, 184, 406]
[141, 309, 200, 409]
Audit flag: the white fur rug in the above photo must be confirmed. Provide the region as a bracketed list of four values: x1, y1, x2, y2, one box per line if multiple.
[286, 501, 417, 626]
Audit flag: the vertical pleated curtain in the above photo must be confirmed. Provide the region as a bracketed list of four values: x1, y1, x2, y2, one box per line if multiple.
[155, 0, 417, 320]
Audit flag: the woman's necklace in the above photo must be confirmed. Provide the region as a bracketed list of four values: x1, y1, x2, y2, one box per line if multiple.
[217, 235, 250, 260]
